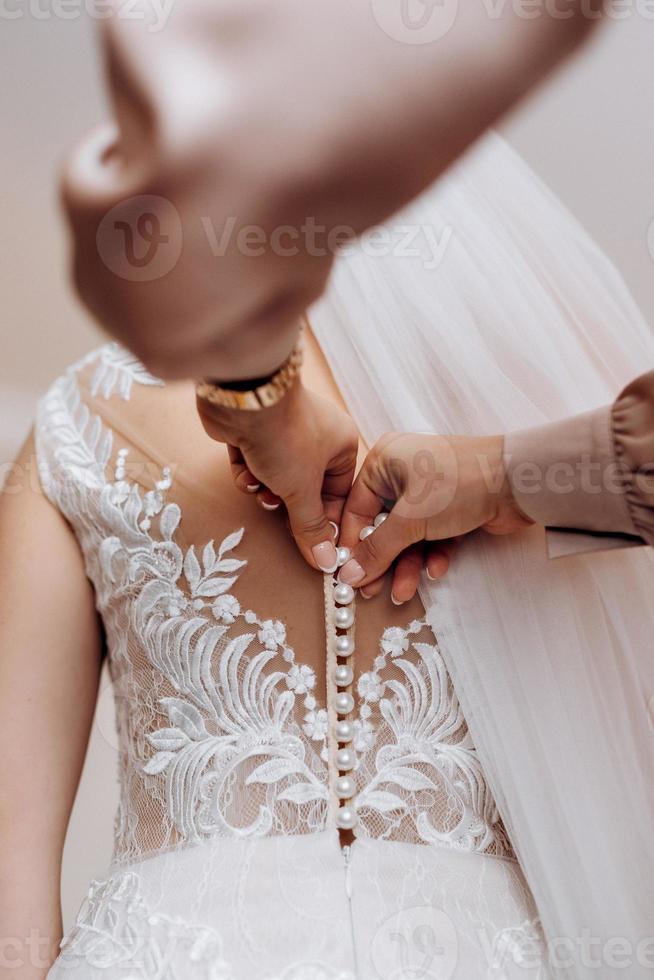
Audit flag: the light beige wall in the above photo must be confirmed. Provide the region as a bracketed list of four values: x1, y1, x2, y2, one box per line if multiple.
[0, 12, 103, 459]
[1, 11, 653, 929]
[503, 15, 654, 328]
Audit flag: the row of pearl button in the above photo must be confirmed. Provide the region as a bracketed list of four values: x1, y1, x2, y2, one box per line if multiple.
[331, 513, 388, 832]
[332, 559, 358, 831]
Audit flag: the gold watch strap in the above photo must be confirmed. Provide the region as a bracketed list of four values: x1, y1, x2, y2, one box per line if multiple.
[196, 328, 304, 411]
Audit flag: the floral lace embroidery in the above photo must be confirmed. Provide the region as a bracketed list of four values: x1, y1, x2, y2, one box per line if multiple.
[100, 455, 330, 842]
[352, 620, 504, 851]
[36, 344, 511, 861]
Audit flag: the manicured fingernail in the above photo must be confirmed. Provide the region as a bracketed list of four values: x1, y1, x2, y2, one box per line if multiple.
[338, 559, 365, 586]
[391, 593, 406, 606]
[359, 587, 372, 599]
[261, 500, 280, 511]
[312, 540, 338, 573]
[328, 520, 339, 541]
[426, 569, 438, 582]
[246, 483, 260, 493]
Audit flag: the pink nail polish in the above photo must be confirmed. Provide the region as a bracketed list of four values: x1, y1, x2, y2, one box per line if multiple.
[261, 501, 281, 511]
[338, 559, 365, 586]
[312, 540, 338, 573]
[246, 483, 260, 493]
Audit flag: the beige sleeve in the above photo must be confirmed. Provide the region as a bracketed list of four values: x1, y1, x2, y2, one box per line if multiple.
[611, 369, 654, 543]
[504, 370, 654, 553]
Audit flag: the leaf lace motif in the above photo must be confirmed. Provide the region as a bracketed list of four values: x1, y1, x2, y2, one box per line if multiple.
[348, 622, 507, 853]
[101, 472, 330, 844]
[37, 344, 510, 861]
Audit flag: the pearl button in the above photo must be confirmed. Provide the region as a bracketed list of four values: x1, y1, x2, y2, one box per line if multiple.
[336, 747, 355, 771]
[335, 692, 354, 715]
[336, 806, 358, 830]
[336, 720, 354, 742]
[335, 775, 356, 799]
[336, 547, 351, 567]
[374, 512, 389, 527]
[335, 636, 355, 657]
[333, 582, 355, 605]
[334, 664, 353, 686]
[334, 607, 354, 630]
[359, 525, 375, 541]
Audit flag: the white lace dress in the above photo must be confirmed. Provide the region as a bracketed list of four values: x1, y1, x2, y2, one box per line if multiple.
[38, 345, 544, 980]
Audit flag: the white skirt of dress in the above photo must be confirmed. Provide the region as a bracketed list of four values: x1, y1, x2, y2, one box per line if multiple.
[48, 830, 545, 980]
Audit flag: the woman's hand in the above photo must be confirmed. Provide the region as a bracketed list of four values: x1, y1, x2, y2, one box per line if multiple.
[337, 432, 533, 598]
[197, 382, 359, 572]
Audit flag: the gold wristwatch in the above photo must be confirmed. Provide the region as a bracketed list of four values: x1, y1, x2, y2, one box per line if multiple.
[196, 326, 304, 411]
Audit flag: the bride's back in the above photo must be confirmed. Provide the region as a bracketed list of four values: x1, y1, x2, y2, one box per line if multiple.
[34, 339, 509, 865]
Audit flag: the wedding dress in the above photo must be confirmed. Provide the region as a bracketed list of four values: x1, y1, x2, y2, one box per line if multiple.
[39, 132, 654, 980]
[39, 341, 540, 980]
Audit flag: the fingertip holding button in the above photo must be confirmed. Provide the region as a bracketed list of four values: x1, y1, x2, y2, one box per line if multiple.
[338, 559, 365, 587]
[312, 540, 338, 574]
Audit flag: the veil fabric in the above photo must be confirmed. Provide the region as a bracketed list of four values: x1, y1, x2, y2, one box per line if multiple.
[311, 131, 654, 978]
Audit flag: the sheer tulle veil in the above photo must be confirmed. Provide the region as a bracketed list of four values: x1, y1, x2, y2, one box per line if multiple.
[311, 131, 654, 978]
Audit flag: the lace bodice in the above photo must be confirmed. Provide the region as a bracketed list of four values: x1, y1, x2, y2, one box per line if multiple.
[36, 344, 512, 867]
